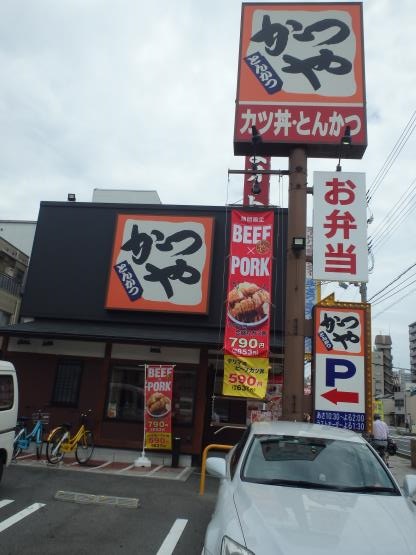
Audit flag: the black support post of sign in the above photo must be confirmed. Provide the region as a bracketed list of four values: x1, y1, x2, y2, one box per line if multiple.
[171, 436, 181, 468]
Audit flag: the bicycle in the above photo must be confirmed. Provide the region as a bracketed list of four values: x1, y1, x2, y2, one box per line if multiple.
[13, 410, 50, 460]
[46, 410, 94, 465]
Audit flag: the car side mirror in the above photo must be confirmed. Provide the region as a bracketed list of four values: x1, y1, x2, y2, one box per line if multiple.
[206, 457, 227, 479]
[403, 475, 416, 497]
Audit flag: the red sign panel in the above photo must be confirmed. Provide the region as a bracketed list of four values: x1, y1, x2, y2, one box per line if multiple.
[243, 155, 271, 206]
[234, 3, 366, 158]
[224, 210, 274, 358]
[144, 364, 174, 450]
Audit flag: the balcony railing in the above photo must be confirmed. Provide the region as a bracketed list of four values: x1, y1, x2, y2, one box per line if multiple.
[0, 273, 21, 297]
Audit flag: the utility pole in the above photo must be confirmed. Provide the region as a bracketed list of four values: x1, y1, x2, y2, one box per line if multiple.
[282, 147, 308, 421]
[359, 282, 367, 302]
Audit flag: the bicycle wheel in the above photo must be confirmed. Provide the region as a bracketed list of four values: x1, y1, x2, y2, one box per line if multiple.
[75, 430, 94, 465]
[36, 442, 43, 460]
[46, 427, 66, 464]
[13, 443, 22, 459]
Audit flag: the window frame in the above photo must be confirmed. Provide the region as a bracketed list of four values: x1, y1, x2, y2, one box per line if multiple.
[104, 363, 198, 426]
[51, 359, 83, 407]
[0, 375, 14, 411]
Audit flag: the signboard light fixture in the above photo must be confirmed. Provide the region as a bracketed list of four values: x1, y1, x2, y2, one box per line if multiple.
[337, 126, 352, 172]
[292, 237, 306, 251]
[341, 126, 352, 146]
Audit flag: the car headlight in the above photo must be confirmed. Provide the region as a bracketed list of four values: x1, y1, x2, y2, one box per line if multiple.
[221, 535, 255, 555]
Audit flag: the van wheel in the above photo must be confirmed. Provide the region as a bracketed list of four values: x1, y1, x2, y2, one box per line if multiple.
[0, 460, 3, 483]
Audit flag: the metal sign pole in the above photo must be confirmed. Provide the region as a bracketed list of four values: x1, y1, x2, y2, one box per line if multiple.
[134, 364, 151, 468]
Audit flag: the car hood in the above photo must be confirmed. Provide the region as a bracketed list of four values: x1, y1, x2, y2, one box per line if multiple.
[234, 483, 416, 555]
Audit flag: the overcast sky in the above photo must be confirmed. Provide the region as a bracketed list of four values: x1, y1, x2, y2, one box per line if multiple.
[1, 1, 415, 369]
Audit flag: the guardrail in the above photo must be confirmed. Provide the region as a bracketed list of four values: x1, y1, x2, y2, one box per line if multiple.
[199, 443, 233, 496]
[389, 434, 411, 458]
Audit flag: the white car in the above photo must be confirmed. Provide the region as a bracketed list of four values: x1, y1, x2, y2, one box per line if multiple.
[203, 421, 416, 555]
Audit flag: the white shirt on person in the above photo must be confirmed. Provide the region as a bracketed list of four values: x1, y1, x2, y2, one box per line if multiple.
[373, 418, 389, 440]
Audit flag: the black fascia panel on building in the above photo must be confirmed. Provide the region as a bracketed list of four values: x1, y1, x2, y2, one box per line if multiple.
[15, 201, 287, 348]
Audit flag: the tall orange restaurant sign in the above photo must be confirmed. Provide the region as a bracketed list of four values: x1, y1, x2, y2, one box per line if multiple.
[222, 210, 274, 399]
[234, 3, 366, 159]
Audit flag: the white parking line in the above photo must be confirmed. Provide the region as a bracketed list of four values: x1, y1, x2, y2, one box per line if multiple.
[0, 500, 13, 509]
[146, 464, 164, 476]
[0, 503, 45, 533]
[116, 463, 135, 473]
[156, 518, 188, 555]
[87, 460, 112, 470]
[176, 467, 192, 481]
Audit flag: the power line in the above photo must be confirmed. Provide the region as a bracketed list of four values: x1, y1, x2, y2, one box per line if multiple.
[367, 110, 416, 204]
[368, 178, 416, 252]
[371, 273, 416, 306]
[368, 261, 416, 302]
[372, 285, 416, 320]
[368, 177, 416, 244]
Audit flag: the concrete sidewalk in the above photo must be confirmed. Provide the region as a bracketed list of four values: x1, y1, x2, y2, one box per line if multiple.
[87, 446, 192, 467]
[12, 445, 194, 481]
[386, 455, 416, 487]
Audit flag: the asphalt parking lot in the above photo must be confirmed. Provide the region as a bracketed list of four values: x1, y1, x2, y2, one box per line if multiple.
[1, 461, 219, 555]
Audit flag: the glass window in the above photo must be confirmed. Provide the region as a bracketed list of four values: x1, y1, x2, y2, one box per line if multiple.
[0, 375, 13, 410]
[230, 425, 251, 478]
[172, 369, 196, 425]
[242, 434, 399, 494]
[107, 366, 144, 421]
[52, 360, 82, 406]
[0, 310, 10, 326]
[106, 365, 197, 425]
[211, 371, 247, 425]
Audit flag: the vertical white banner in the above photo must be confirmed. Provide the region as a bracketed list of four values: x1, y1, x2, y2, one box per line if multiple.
[313, 172, 367, 282]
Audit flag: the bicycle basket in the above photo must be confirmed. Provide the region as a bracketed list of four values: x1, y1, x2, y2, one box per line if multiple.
[80, 411, 94, 429]
[32, 412, 50, 427]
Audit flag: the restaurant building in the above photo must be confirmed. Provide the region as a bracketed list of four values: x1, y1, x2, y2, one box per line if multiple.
[0, 200, 288, 461]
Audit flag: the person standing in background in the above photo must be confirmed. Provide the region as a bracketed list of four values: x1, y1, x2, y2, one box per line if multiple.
[372, 413, 389, 465]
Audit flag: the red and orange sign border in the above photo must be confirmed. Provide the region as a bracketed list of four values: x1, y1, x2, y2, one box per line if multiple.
[313, 295, 372, 432]
[105, 214, 214, 314]
[234, 2, 367, 158]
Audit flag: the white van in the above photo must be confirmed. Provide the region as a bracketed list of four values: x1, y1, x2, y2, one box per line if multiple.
[0, 361, 18, 483]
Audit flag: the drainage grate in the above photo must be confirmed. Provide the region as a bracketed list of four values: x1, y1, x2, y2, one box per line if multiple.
[54, 490, 140, 509]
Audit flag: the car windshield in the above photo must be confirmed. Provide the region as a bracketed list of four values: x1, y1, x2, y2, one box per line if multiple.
[241, 434, 399, 495]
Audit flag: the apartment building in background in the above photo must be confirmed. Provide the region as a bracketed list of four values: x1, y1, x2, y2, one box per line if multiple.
[372, 334, 394, 397]
[410, 321, 416, 382]
[0, 236, 29, 325]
